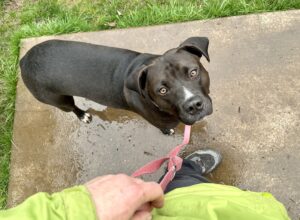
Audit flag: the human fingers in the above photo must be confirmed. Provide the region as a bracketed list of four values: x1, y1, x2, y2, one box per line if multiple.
[85, 175, 114, 186]
[133, 181, 164, 209]
[137, 203, 152, 212]
[133, 178, 145, 184]
[131, 210, 152, 220]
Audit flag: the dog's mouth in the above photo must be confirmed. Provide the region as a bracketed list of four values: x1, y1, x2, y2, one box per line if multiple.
[147, 93, 212, 125]
[178, 112, 208, 125]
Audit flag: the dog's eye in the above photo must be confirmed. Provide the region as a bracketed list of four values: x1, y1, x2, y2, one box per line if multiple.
[159, 87, 168, 95]
[189, 69, 198, 78]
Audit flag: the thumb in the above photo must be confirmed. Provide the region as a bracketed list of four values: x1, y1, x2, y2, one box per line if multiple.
[131, 211, 152, 220]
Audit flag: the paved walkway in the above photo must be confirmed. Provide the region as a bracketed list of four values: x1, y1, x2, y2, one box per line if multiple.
[8, 10, 300, 219]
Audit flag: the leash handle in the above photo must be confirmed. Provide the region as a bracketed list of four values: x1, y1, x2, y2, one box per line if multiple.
[131, 125, 191, 191]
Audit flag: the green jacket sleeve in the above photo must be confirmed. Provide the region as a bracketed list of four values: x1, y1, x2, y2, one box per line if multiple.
[0, 186, 98, 220]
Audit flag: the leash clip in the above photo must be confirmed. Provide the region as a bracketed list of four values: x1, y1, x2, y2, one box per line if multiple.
[171, 165, 176, 178]
[169, 157, 178, 179]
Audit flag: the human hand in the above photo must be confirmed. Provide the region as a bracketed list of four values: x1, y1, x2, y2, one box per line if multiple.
[85, 174, 164, 220]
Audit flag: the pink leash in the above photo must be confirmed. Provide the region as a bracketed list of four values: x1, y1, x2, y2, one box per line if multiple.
[131, 125, 191, 191]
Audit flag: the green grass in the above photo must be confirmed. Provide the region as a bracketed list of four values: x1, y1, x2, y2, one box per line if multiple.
[0, 0, 299, 209]
[0, 0, 5, 9]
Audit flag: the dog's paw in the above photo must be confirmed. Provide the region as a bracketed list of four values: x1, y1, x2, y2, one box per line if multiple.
[161, 128, 175, 135]
[80, 112, 92, 124]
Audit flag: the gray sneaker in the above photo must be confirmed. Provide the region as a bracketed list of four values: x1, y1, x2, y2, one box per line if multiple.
[185, 149, 222, 174]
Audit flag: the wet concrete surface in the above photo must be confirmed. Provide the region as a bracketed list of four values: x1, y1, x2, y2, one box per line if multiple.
[8, 10, 300, 219]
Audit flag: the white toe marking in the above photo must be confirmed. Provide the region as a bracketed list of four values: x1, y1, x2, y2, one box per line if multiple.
[81, 113, 92, 123]
[183, 87, 194, 101]
[169, 129, 175, 135]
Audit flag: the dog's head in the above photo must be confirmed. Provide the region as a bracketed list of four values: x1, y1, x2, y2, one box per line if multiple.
[127, 37, 212, 125]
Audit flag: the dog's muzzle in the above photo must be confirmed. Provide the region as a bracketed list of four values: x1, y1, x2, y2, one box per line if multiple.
[178, 96, 212, 125]
[183, 96, 204, 115]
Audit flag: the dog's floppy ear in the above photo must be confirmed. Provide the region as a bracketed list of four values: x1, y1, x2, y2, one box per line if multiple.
[126, 65, 148, 97]
[178, 37, 210, 62]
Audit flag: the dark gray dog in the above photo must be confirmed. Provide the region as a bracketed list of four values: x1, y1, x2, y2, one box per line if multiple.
[20, 37, 212, 134]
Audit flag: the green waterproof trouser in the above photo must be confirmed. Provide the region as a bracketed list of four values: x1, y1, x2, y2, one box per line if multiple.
[0, 183, 290, 220]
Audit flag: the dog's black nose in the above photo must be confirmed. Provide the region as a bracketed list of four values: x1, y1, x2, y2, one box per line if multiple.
[184, 96, 203, 115]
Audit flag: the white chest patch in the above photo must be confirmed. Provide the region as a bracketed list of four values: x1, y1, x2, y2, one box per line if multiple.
[183, 87, 194, 101]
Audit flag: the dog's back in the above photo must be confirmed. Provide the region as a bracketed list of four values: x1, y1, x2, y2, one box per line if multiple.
[20, 40, 139, 108]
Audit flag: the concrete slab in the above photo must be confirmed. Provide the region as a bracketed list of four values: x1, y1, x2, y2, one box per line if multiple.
[8, 10, 300, 219]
